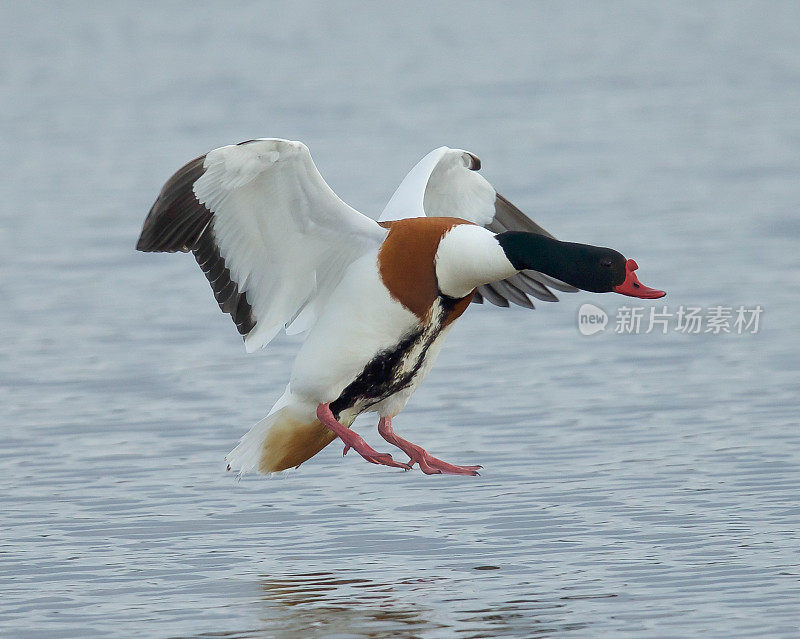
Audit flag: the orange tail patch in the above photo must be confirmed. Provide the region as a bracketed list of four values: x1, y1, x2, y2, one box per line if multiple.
[226, 406, 346, 475]
[258, 414, 338, 473]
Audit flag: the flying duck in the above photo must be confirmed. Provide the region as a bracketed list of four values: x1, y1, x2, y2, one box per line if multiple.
[137, 139, 664, 476]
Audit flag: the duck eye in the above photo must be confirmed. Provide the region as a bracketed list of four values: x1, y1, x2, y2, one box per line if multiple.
[600, 259, 612, 268]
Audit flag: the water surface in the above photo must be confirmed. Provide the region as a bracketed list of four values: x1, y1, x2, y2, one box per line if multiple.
[2, 2, 799, 637]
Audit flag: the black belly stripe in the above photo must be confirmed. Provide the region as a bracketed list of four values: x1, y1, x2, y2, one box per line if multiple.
[329, 297, 456, 419]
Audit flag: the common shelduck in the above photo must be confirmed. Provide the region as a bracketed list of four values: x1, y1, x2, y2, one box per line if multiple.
[137, 139, 664, 476]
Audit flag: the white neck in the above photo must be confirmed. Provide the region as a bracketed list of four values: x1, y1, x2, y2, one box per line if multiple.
[434, 225, 518, 298]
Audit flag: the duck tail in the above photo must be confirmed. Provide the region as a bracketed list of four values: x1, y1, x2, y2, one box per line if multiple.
[225, 392, 338, 475]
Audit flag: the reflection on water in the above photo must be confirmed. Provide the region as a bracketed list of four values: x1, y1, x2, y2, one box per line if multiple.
[258, 572, 441, 637]
[3, 1, 800, 638]
[253, 571, 590, 638]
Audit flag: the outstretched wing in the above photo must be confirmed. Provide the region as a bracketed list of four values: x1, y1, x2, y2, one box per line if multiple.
[380, 147, 577, 308]
[138, 139, 386, 351]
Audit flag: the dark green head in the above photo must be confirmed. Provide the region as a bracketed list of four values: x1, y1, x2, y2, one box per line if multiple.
[496, 231, 665, 298]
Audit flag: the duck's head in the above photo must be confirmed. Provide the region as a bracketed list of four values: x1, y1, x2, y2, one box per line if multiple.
[496, 231, 665, 299]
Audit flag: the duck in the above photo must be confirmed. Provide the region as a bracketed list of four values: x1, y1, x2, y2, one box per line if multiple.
[137, 139, 664, 476]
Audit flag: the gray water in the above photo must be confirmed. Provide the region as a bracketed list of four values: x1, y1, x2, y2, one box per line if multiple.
[2, 2, 799, 637]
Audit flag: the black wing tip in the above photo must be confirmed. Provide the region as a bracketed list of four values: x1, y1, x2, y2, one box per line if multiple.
[136, 222, 195, 253]
[467, 152, 481, 171]
[136, 154, 209, 253]
[136, 226, 167, 253]
[135, 221, 198, 253]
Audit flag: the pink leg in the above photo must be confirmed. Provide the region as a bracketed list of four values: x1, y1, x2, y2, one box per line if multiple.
[378, 416, 482, 476]
[317, 404, 410, 470]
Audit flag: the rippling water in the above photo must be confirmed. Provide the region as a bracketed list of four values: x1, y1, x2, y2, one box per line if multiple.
[2, 2, 799, 637]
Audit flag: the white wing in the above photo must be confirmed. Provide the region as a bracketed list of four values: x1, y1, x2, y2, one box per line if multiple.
[138, 139, 386, 352]
[380, 147, 577, 308]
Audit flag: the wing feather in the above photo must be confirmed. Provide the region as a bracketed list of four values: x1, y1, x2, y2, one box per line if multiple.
[138, 139, 386, 351]
[137, 155, 210, 253]
[475, 282, 510, 308]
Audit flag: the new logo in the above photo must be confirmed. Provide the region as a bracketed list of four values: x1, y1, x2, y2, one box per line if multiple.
[577, 303, 608, 336]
